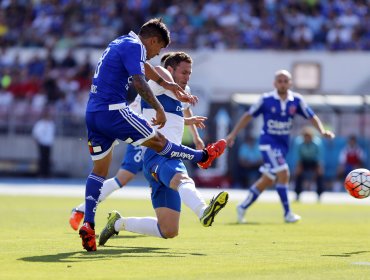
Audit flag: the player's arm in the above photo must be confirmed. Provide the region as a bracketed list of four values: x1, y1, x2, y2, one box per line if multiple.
[145, 62, 197, 105]
[184, 107, 206, 150]
[310, 115, 335, 139]
[132, 74, 166, 129]
[226, 112, 253, 147]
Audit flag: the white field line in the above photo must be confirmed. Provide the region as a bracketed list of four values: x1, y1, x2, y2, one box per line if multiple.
[1, 183, 370, 205]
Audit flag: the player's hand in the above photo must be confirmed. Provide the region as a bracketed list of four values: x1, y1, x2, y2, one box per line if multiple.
[151, 107, 167, 129]
[185, 116, 207, 129]
[162, 81, 198, 105]
[226, 134, 236, 147]
[322, 130, 335, 139]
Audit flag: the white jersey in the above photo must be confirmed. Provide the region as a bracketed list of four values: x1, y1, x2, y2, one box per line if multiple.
[141, 74, 191, 145]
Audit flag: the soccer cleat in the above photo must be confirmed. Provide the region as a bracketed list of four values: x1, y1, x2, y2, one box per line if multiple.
[69, 208, 84, 231]
[79, 222, 96, 251]
[99, 210, 122, 246]
[200, 191, 229, 227]
[197, 139, 227, 169]
[236, 205, 247, 224]
[284, 212, 301, 223]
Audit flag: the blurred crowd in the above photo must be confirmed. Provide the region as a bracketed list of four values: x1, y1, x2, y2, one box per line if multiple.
[0, 0, 370, 135]
[0, 0, 369, 51]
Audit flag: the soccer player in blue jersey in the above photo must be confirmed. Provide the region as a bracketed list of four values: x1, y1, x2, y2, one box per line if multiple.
[79, 19, 226, 251]
[98, 52, 228, 246]
[69, 53, 206, 231]
[226, 70, 335, 224]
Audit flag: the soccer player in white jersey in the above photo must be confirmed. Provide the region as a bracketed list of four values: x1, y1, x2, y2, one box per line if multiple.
[80, 18, 226, 251]
[69, 53, 206, 231]
[98, 52, 229, 245]
[226, 70, 335, 224]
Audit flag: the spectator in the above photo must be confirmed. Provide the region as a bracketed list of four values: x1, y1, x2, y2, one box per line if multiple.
[294, 126, 325, 201]
[236, 135, 263, 188]
[32, 108, 56, 178]
[337, 135, 366, 181]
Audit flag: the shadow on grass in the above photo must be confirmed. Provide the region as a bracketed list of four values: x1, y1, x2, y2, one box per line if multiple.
[18, 246, 206, 263]
[322, 251, 370, 257]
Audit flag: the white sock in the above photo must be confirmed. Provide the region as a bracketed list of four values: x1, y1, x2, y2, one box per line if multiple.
[75, 202, 85, 213]
[98, 177, 121, 202]
[115, 217, 163, 238]
[178, 181, 207, 219]
[74, 177, 121, 213]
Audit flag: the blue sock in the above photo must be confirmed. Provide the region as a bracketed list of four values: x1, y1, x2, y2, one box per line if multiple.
[240, 185, 260, 209]
[158, 140, 205, 163]
[276, 183, 290, 216]
[84, 173, 105, 226]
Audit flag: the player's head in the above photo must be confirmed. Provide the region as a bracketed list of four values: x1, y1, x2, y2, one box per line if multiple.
[164, 52, 192, 90]
[139, 18, 170, 60]
[274, 69, 292, 94]
[160, 52, 174, 67]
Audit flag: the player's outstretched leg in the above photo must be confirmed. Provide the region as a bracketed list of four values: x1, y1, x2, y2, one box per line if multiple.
[79, 222, 96, 251]
[200, 191, 229, 227]
[99, 210, 121, 246]
[69, 208, 84, 231]
[284, 212, 301, 223]
[198, 139, 227, 169]
[236, 205, 247, 224]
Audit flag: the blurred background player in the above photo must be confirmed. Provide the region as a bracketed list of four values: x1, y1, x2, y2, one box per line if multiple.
[236, 135, 263, 188]
[98, 52, 228, 245]
[79, 18, 226, 251]
[69, 54, 206, 231]
[31, 108, 56, 178]
[226, 69, 335, 224]
[294, 126, 325, 201]
[337, 135, 366, 181]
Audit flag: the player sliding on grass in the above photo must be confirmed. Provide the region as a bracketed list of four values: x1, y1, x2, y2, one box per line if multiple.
[69, 54, 208, 231]
[98, 52, 228, 246]
[79, 19, 226, 251]
[226, 69, 334, 224]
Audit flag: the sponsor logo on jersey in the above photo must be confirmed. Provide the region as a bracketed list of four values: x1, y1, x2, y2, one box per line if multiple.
[289, 105, 297, 115]
[170, 151, 194, 160]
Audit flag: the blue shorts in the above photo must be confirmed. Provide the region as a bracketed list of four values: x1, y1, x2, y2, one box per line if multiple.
[258, 144, 289, 180]
[120, 144, 143, 174]
[143, 149, 186, 212]
[85, 107, 155, 160]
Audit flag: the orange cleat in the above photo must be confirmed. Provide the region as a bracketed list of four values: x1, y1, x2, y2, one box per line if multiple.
[197, 139, 227, 169]
[69, 209, 84, 231]
[79, 222, 96, 251]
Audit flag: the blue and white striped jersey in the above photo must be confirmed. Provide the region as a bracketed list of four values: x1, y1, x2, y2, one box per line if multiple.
[86, 31, 146, 112]
[249, 89, 315, 153]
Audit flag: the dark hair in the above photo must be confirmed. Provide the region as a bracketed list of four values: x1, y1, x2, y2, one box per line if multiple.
[164, 52, 192, 69]
[160, 52, 174, 66]
[139, 18, 170, 47]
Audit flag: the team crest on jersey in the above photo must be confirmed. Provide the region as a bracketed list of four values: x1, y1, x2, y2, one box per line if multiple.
[88, 140, 102, 154]
[271, 107, 276, 113]
[289, 105, 297, 115]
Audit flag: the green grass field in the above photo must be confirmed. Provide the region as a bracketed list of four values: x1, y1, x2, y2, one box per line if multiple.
[1, 194, 370, 280]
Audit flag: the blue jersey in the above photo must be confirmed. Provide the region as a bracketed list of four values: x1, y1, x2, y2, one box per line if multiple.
[249, 90, 315, 154]
[86, 31, 146, 112]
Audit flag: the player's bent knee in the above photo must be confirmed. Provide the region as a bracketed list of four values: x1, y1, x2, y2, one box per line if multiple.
[159, 226, 179, 239]
[170, 173, 193, 189]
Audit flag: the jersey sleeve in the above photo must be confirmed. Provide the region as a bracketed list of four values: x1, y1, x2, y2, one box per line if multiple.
[296, 94, 315, 119]
[248, 95, 264, 117]
[121, 43, 145, 76]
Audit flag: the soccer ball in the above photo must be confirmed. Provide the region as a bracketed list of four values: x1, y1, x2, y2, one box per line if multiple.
[344, 168, 370, 199]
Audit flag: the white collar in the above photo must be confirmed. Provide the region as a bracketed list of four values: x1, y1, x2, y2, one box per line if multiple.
[272, 89, 294, 101]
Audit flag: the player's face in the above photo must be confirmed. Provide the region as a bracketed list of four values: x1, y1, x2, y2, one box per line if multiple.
[146, 38, 165, 60]
[171, 61, 192, 90]
[274, 74, 292, 94]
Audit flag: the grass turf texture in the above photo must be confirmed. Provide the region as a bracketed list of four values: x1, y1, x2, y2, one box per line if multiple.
[1, 195, 370, 280]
